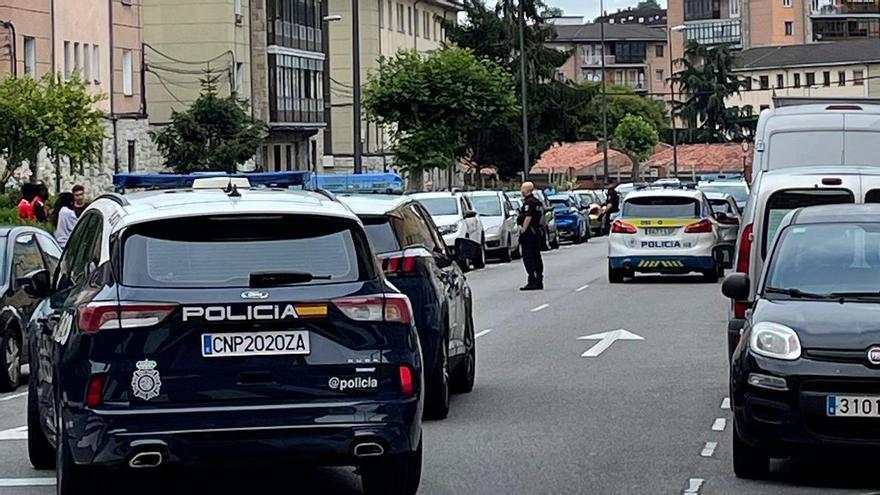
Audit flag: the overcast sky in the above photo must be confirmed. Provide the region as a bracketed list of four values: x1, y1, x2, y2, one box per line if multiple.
[550, 0, 666, 22]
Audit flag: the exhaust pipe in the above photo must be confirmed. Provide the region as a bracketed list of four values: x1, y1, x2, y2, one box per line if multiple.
[353, 442, 385, 457]
[129, 451, 164, 469]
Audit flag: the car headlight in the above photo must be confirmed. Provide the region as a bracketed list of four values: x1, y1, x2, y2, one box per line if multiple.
[439, 223, 459, 235]
[749, 322, 801, 360]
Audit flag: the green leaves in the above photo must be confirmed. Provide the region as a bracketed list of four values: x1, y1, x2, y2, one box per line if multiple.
[613, 114, 659, 162]
[152, 76, 264, 173]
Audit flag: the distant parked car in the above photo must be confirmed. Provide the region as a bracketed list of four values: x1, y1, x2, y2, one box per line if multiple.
[573, 189, 605, 235]
[705, 192, 741, 267]
[548, 194, 589, 244]
[466, 191, 521, 262]
[412, 191, 486, 270]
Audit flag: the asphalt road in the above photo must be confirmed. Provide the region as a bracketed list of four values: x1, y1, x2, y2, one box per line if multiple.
[0, 238, 878, 494]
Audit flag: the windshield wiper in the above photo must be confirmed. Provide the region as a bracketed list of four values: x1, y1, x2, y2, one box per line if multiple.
[250, 271, 332, 287]
[764, 287, 834, 299]
[829, 291, 880, 299]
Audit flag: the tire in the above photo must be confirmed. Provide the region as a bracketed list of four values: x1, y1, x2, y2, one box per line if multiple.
[451, 304, 476, 394]
[703, 264, 719, 283]
[733, 422, 771, 479]
[499, 236, 512, 263]
[472, 240, 486, 269]
[0, 325, 21, 392]
[56, 414, 89, 495]
[361, 438, 423, 495]
[424, 337, 450, 420]
[550, 234, 560, 250]
[28, 379, 55, 470]
[608, 262, 624, 283]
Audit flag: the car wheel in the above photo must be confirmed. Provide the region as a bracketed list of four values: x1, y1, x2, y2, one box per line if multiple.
[0, 325, 21, 392]
[608, 262, 624, 284]
[472, 240, 486, 269]
[28, 379, 55, 470]
[56, 414, 89, 495]
[500, 236, 512, 263]
[550, 234, 560, 250]
[424, 337, 450, 420]
[703, 265, 719, 283]
[451, 304, 476, 394]
[360, 437, 423, 495]
[733, 422, 770, 479]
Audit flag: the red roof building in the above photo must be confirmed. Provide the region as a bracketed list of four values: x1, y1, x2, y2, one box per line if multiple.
[644, 143, 752, 178]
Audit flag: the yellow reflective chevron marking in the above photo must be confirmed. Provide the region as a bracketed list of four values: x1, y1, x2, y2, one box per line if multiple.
[625, 218, 695, 228]
[637, 260, 686, 268]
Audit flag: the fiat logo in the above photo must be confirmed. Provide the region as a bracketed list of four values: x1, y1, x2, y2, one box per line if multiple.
[240, 290, 269, 300]
[868, 347, 880, 365]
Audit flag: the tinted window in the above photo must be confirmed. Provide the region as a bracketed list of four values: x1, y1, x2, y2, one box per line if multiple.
[762, 189, 854, 257]
[470, 195, 502, 216]
[412, 204, 446, 252]
[418, 198, 458, 216]
[576, 193, 596, 206]
[12, 234, 44, 281]
[121, 215, 372, 288]
[709, 199, 733, 214]
[58, 212, 102, 288]
[866, 189, 880, 203]
[391, 206, 437, 249]
[623, 197, 700, 218]
[36, 234, 61, 275]
[361, 217, 400, 254]
[699, 184, 749, 203]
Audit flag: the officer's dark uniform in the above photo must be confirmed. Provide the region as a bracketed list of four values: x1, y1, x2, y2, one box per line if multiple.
[518, 194, 545, 290]
[603, 186, 621, 234]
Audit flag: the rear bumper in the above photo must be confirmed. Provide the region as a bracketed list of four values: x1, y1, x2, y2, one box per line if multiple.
[609, 255, 715, 272]
[64, 398, 422, 468]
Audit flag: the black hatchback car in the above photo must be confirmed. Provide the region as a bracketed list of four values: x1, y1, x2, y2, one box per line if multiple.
[339, 195, 476, 420]
[723, 204, 880, 479]
[26, 189, 424, 495]
[0, 227, 61, 391]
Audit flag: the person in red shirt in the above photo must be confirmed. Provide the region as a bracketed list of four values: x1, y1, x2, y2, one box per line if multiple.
[17, 184, 36, 221]
[31, 184, 49, 223]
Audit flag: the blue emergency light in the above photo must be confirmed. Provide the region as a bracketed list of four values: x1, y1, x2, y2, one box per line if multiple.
[113, 171, 312, 192]
[312, 173, 404, 194]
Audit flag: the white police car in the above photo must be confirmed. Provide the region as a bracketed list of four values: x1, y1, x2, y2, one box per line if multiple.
[608, 188, 728, 283]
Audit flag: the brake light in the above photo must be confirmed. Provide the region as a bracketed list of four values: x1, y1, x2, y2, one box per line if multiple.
[399, 365, 414, 397]
[718, 215, 739, 225]
[384, 255, 417, 274]
[684, 219, 713, 233]
[85, 375, 106, 408]
[78, 302, 177, 335]
[333, 294, 413, 324]
[734, 223, 753, 318]
[611, 221, 637, 234]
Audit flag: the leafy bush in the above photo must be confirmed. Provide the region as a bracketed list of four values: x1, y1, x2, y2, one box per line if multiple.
[0, 208, 52, 231]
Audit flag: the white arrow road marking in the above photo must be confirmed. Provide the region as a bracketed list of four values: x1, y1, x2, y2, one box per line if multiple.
[577, 329, 644, 357]
[475, 329, 493, 339]
[700, 441, 717, 457]
[721, 397, 731, 410]
[683, 478, 704, 494]
[0, 478, 55, 487]
[0, 426, 27, 441]
[530, 304, 549, 312]
[712, 418, 727, 432]
[0, 391, 26, 402]
[575, 284, 590, 292]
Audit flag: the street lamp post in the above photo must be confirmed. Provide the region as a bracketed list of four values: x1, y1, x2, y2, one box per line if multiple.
[351, 0, 363, 174]
[519, 0, 529, 179]
[599, 0, 608, 183]
[668, 25, 686, 179]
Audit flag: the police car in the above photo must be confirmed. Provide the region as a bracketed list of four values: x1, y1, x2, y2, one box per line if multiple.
[608, 188, 727, 282]
[27, 173, 424, 495]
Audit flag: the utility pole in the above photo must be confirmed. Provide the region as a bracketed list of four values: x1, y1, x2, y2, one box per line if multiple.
[519, 0, 529, 179]
[352, 0, 363, 173]
[599, 0, 609, 183]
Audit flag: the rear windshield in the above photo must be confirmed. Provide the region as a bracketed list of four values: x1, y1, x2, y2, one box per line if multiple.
[121, 215, 374, 288]
[470, 195, 502, 216]
[762, 189, 854, 257]
[576, 193, 595, 205]
[699, 184, 749, 203]
[549, 198, 573, 209]
[709, 199, 733, 214]
[623, 197, 700, 218]
[418, 198, 458, 216]
[361, 217, 400, 254]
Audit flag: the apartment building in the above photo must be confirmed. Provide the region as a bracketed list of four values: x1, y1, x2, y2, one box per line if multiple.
[325, 0, 461, 171]
[811, 0, 880, 41]
[0, 0, 52, 78]
[595, 6, 668, 26]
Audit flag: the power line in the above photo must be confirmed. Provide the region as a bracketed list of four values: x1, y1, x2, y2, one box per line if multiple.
[144, 43, 234, 66]
[147, 69, 188, 106]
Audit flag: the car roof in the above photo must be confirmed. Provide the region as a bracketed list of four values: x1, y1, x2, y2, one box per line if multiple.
[465, 190, 502, 197]
[624, 189, 704, 200]
[336, 194, 413, 216]
[698, 180, 748, 187]
[410, 191, 461, 199]
[704, 191, 734, 200]
[792, 204, 880, 225]
[0, 226, 44, 238]
[98, 189, 358, 230]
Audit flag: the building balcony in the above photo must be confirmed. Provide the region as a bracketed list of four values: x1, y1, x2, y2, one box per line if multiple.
[269, 98, 326, 129]
[813, 16, 880, 39]
[582, 55, 649, 67]
[683, 18, 742, 47]
[811, 0, 880, 16]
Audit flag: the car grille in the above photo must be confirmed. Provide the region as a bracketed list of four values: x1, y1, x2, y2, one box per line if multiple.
[803, 349, 867, 365]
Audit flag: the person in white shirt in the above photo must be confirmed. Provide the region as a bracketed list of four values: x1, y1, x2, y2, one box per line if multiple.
[53, 192, 78, 249]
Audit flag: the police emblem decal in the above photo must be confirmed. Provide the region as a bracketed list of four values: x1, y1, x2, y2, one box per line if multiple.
[132, 359, 162, 401]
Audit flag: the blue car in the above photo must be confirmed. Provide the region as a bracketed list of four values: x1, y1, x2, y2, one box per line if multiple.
[548, 194, 590, 244]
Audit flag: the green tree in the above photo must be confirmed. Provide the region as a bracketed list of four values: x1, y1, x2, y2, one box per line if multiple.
[363, 48, 517, 178]
[612, 114, 659, 182]
[637, 0, 662, 9]
[579, 84, 667, 142]
[153, 76, 264, 173]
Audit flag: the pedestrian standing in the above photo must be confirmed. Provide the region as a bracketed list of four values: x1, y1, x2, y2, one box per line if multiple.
[52, 193, 78, 249]
[603, 182, 621, 235]
[72, 184, 88, 217]
[517, 181, 545, 291]
[32, 184, 49, 223]
[17, 184, 36, 221]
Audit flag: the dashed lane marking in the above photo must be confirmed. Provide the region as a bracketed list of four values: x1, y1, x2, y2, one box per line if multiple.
[0, 479, 55, 487]
[683, 478, 704, 494]
[475, 329, 493, 339]
[700, 442, 717, 458]
[530, 304, 549, 312]
[712, 418, 727, 432]
[721, 397, 730, 410]
[0, 426, 26, 441]
[0, 392, 26, 402]
[575, 284, 590, 292]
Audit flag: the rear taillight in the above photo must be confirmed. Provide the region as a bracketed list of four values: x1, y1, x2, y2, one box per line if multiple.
[684, 219, 713, 233]
[718, 216, 739, 225]
[384, 255, 417, 274]
[734, 223, 753, 318]
[399, 365, 414, 397]
[611, 221, 637, 234]
[85, 375, 106, 408]
[78, 302, 177, 335]
[333, 294, 413, 324]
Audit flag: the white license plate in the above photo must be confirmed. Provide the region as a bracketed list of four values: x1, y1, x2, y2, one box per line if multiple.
[826, 395, 880, 417]
[644, 227, 677, 236]
[202, 331, 310, 358]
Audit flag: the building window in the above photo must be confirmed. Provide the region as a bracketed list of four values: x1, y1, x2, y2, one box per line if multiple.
[122, 49, 133, 96]
[235, 62, 244, 93]
[806, 72, 815, 86]
[838, 70, 846, 86]
[854, 70, 865, 85]
[776, 73, 784, 88]
[268, 53, 324, 125]
[414, 7, 419, 36]
[783, 0, 791, 6]
[785, 21, 793, 35]
[423, 11, 430, 39]
[397, 4, 405, 32]
[63, 41, 71, 80]
[730, 0, 739, 17]
[655, 44, 664, 57]
[407, 6, 412, 34]
[127, 140, 136, 172]
[83, 43, 90, 82]
[379, 0, 384, 28]
[759, 75, 769, 89]
[743, 76, 753, 91]
[73, 42, 81, 75]
[274, 145, 282, 171]
[434, 17, 438, 40]
[823, 71, 831, 86]
[760, 104, 770, 111]
[387, 0, 392, 28]
[286, 145, 293, 170]
[23, 37, 35, 77]
[794, 73, 801, 88]
[93, 45, 100, 83]
[655, 69, 664, 81]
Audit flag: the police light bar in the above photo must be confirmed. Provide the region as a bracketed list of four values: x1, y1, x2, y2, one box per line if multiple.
[113, 171, 311, 192]
[312, 173, 404, 195]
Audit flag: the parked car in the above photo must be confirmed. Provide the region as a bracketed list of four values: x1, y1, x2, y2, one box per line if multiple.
[466, 191, 521, 262]
[547, 194, 589, 244]
[340, 194, 476, 420]
[573, 189, 605, 235]
[698, 179, 750, 213]
[412, 192, 486, 270]
[0, 227, 61, 391]
[704, 192, 741, 267]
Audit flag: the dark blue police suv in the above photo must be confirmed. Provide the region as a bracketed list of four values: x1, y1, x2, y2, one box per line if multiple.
[26, 186, 424, 495]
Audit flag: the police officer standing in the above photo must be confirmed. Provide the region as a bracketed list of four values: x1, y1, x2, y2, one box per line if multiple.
[517, 181, 545, 291]
[603, 182, 621, 235]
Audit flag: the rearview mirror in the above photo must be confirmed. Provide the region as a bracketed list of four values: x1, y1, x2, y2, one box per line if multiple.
[18, 269, 51, 298]
[464, 210, 478, 219]
[721, 273, 750, 300]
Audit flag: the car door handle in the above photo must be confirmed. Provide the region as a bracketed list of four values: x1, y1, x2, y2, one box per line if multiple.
[38, 314, 60, 335]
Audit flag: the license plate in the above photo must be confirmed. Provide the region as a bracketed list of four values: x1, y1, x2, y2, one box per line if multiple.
[827, 395, 880, 417]
[644, 227, 677, 236]
[202, 331, 310, 358]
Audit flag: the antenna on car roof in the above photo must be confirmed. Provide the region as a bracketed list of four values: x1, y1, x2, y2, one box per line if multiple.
[227, 184, 241, 197]
[224, 179, 234, 194]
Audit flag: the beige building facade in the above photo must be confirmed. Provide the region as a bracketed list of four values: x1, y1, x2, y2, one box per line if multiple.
[0, 0, 53, 78]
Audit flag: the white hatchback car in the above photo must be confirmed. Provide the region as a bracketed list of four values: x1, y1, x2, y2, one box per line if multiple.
[412, 192, 486, 269]
[466, 191, 521, 262]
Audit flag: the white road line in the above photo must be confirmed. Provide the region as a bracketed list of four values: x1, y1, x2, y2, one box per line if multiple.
[712, 418, 727, 432]
[700, 441, 718, 458]
[475, 329, 493, 339]
[0, 479, 56, 487]
[721, 397, 731, 410]
[0, 426, 26, 441]
[575, 284, 590, 292]
[683, 478, 705, 494]
[530, 304, 549, 312]
[0, 391, 26, 402]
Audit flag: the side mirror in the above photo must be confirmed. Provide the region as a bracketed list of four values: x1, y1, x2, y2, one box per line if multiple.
[18, 269, 51, 298]
[435, 250, 454, 268]
[721, 273, 750, 300]
[712, 211, 727, 221]
[464, 210, 478, 219]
